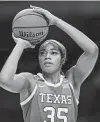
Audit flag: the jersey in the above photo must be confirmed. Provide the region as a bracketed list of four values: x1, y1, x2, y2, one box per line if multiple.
[21, 73, 78, 122]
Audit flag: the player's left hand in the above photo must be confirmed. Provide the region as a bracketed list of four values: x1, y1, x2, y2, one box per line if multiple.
[30, 5, 58, 26]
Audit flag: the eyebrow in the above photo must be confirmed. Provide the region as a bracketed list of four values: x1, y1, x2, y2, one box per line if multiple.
[51, 48, 58, 51]
[40, 48, 59, 52]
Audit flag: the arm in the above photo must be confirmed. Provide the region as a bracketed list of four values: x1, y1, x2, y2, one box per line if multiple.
[55, 19, 98, 99]
[30, 6, 99, 88]
[0, 34, 35, 93]
[55, 18, 99, 88]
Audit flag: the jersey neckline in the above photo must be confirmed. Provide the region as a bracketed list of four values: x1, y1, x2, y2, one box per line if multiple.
[37, 73, 64, 87]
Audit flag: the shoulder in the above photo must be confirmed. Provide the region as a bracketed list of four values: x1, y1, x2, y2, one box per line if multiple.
[16, 72, 44, 85]
[65, 65, 77, 91]
[14, 72, 38, 89]
[15, 72, 33, 77]
[65, 65, 76, 81]
[65, 66, 82, 100]
[15, 72, 36, 81]
[66, 65, 76, 74]
[19, 73, 39, 104]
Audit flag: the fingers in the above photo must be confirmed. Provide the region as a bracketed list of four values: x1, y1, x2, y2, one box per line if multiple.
[12, 33, 36, 48]
[30, 5, 41, 12]
[30, 5, 46, 14]
[12, 33, 18, 43]
[12, 33, 15, 39]
[30, 5, 40, 9]
[30, 5, 50, 24]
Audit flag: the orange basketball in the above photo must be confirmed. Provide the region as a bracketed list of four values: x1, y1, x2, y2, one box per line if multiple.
[12, 8, 49, 45]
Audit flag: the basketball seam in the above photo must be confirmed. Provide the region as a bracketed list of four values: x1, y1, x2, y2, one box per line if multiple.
[12, 13, 48, 27]
[13, 30, 48, 41]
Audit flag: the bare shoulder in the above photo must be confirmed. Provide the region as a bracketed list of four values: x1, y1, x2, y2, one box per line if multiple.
[16, 72, 33, 77]
[65, 65, 76, 82]
[19, 72, 37, 103]
[65, 65, 80, 100]
[65, 65, 78, 89]
[15, 72, 35, 81]
[15, 72, 37, 90]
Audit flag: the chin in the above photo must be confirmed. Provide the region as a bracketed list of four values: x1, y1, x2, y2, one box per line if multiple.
[42, 68, 53, 74]
[43, 68, 59, 75]
[43, 70, 54, 74]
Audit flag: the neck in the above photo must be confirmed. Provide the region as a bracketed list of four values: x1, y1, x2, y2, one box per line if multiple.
[42, 71, 61, 84]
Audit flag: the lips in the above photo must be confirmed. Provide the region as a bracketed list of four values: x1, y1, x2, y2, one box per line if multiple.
[44, 61, 53, 65]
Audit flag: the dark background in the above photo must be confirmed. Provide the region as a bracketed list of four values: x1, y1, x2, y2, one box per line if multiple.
[0, 1, 100, 122]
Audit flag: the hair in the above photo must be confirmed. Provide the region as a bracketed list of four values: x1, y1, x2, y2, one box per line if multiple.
[39, 39, 67, 65]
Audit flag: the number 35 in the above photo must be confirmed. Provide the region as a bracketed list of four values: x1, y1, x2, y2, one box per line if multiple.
[44, 107, 68, 122]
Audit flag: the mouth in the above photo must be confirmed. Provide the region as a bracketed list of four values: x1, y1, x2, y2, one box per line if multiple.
[44, 62, 53, 66]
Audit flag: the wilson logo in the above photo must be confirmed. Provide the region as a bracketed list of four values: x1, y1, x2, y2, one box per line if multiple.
[19, 31, 44, 38]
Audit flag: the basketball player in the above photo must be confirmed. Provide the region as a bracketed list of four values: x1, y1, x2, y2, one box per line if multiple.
[0, 6, 99, 122]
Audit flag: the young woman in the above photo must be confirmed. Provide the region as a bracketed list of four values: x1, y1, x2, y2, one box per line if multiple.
[0, 5, 98, 122]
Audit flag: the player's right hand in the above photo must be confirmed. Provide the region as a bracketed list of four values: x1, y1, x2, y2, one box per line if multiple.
[12, 33, 35, 49]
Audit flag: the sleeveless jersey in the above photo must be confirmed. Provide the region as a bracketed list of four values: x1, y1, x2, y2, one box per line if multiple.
[21, 73, 78, 122]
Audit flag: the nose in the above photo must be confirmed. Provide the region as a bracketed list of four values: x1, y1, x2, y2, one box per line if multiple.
[44, 52, 51, 60]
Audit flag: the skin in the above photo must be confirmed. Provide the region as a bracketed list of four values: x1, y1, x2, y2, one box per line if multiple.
[0, 6, 98, 103]
[39, 43, 63, 84]
[39, 43, 62, 74]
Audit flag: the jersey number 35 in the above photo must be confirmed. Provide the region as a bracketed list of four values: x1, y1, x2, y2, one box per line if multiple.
[44, 107, 68, 122]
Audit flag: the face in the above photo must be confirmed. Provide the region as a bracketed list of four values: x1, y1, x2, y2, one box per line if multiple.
[39, 43, 62, 74]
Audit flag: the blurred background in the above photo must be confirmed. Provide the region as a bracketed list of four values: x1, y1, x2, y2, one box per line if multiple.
[0, 1, 100, 122]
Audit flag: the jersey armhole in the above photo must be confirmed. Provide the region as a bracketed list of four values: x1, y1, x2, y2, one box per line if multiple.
[68, 81, 79, 105]
[20, 84, 38, 106]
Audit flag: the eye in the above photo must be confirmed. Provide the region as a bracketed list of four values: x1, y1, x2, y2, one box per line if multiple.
[51, 51, 58, 55]
[39, 51, 46, 56]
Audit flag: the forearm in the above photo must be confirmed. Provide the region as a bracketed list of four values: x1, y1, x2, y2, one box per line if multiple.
[55, 17, 98, 54]
[0, 42, 24, 82]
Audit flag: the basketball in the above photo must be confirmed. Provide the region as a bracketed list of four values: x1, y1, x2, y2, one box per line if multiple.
[12, 8, 49, 45]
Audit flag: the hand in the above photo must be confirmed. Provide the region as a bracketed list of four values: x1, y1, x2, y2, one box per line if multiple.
[30, 5, 58, 26]
[12, 33, 35, 49]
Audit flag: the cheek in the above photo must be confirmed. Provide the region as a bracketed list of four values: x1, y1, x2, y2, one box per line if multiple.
[54, 57, 62, 67]
[39, 56, 44, 67]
